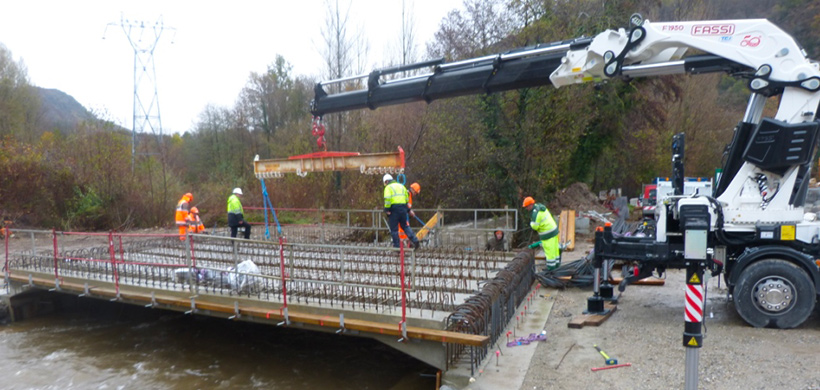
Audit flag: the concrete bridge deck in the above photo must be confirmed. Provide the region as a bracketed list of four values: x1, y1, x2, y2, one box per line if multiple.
[2, 229, 536, 372]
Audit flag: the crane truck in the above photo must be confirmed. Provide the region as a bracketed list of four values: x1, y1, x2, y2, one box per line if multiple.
[310, 15, 820, 330]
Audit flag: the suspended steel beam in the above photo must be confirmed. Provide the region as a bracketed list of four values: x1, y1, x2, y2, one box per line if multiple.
[254, 147, 405, 179]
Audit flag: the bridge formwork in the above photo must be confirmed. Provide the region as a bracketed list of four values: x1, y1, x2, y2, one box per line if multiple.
[3, 227, 535, 372]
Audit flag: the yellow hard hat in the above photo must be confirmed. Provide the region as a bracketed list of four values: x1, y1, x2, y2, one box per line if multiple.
[522, 196, 535, 207]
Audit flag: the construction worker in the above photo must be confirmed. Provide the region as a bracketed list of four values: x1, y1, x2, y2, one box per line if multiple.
[186, 207, 205, 234]
[227, 188, 251, 239]
[175, 193, 193, 240]
[383, 174, 420, 249]
[523, 196, 560, 270]
[485, 230, 506, 251]
[399, 182, 421, 240]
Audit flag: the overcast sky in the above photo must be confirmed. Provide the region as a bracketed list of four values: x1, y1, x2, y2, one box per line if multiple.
[0, 0, 463, 134]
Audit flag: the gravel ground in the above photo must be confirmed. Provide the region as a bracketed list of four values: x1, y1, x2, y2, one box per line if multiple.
[521, 242, 820, 390]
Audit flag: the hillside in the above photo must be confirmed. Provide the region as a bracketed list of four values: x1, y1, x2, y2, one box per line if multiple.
[34, 87, 95, 131]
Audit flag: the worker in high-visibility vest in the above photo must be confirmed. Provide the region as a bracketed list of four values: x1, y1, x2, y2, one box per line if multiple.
[175, 193, 193, 240]
[227, 188, 251, 239]
[383, 174, 420, 249]
[186, 207, 205, 234]
[523, 196, 560, 270]
[399, 182, 421, 241]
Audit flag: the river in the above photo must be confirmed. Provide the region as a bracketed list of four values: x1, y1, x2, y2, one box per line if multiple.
[0, 297, 436, 389]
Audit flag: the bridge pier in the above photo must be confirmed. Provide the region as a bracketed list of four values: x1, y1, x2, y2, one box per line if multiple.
[1, 288, 62, 322]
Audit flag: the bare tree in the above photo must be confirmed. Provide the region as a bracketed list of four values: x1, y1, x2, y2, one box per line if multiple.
[318, 0, 369, 198]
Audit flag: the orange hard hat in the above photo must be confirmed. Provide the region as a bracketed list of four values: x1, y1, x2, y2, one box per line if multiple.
[184, 193, 193, 201]
[410, 183, 420, 193]
[191, 207, 199, 214]
[522, 196, 535, 207]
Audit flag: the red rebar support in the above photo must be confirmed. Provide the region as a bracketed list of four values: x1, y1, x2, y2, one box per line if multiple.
[3, 226, 9, 279]
[279, 235, 288, 310]
[108, 231, 120, 296]
[399, 241, 408, 341]
[52, 229, 58, 280]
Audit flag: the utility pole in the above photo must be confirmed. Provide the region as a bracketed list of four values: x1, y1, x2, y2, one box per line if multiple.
[104, 15, 175, 172]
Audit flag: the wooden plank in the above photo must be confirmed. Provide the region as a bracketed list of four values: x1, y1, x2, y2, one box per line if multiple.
[416, 212, 442, 240]
[559, 211, 569, 248]
[566, 210, 576, 251]
[8, 273, 488, 347]
[567, 303, 617, 329]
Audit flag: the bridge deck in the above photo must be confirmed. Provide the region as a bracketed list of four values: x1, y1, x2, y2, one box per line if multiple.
[3, 230, 535, 371]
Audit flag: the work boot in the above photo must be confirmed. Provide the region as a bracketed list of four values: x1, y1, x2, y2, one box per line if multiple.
[412, 240, 420, 250]
[546, 259, 560, 271]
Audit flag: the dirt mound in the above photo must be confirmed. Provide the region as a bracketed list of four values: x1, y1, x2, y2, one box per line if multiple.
[547, 182, 607, 213]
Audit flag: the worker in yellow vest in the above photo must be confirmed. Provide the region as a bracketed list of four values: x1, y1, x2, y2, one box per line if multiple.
[523, 196, 560, 270]
[383, 174, 420, 249]
[186, 207, 205, 234]
[175, 193, 193, 240]
[227, 188, 251, 239]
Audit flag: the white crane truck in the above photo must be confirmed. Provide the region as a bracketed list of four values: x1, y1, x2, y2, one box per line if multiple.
[310, 15, 820, 331]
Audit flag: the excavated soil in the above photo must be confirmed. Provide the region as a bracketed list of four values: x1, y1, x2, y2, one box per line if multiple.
[520, 242, 820, 390]
[547, 183, 609, 214]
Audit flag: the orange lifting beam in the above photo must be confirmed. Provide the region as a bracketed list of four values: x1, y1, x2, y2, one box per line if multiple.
[254, 147, 405, 179]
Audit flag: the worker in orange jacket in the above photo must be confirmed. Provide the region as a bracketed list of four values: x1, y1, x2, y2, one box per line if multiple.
[186, 207, 205, 234]
[399, 182, 421, 241]
[175, 193, 193, 240]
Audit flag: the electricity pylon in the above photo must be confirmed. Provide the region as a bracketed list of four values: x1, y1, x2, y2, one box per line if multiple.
[104, 15, 175, 171]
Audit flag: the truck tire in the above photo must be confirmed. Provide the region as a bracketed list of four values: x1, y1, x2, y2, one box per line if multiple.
[734, 259, 815, 328]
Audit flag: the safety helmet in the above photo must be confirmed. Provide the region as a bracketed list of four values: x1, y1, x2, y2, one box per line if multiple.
[522, 196, 535, 208]
[184, 192, 193, 200]
[410, 183, 420, 193]
[190, 207, 199, 214]
[233, 187, 243, 195]
[383, 174, 394, 183]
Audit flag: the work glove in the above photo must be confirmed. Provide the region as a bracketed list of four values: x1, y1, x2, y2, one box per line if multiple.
[528, 242, 540, 249]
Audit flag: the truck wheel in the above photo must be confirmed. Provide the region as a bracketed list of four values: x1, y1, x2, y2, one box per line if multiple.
[734, 259, 815, 328]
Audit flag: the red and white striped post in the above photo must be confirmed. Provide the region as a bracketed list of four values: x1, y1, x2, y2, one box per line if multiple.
[683, 263, 705, 390]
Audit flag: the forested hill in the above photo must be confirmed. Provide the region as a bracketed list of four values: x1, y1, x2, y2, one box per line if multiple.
[35, 87, 96, 132]
[1, 0, 819, 232]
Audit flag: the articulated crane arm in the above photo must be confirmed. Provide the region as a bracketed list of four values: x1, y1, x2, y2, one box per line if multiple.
[313, 15, 820, 225]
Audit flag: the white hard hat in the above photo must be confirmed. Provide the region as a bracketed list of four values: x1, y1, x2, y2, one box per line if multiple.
[382, 174, 393, 183]
[233, 187, 243, 195]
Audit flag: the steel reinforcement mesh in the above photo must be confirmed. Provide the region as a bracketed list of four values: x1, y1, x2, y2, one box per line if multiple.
[444, 250, 535, 371]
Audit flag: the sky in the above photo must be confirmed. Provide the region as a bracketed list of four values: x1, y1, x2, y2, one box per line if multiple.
[0, 0, 464, 134]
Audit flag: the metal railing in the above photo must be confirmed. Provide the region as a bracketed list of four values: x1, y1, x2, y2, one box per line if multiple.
[4, 230, 509, 315]
[241, 207, 519, 248]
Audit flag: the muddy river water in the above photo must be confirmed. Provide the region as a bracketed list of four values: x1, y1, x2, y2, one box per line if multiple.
[0, 298, 436, 389]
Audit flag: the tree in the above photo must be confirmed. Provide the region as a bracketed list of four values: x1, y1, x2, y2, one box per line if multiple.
[0, 43, 40, 141]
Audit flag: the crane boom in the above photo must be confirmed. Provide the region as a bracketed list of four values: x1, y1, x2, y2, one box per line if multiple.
[309, 15, 820, 329]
